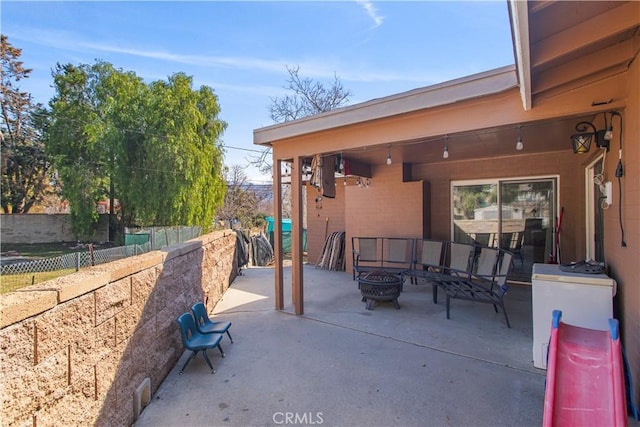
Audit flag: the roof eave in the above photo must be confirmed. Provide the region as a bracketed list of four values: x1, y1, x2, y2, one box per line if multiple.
[254, 65, 518, 146]
[509, 0, 532, 111]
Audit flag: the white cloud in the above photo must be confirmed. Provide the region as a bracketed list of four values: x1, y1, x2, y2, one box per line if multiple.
[12, 25, 450, 90]
[355, 1, 384, 28]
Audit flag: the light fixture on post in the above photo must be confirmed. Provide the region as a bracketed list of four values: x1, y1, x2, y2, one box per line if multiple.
[386, 145, 392, 165]
[442, 135, 449, 159]
[516, 125, 523, 151]
[570, 121, 596, 154]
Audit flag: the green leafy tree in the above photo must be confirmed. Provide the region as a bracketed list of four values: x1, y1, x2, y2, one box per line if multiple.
[127, 73, 227, 227]
[0, 35, 51, 213]
[47, 62, 113, 236]
[47, 61, 227, 238]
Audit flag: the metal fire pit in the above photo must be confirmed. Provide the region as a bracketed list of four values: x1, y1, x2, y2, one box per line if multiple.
[358, 270, 404, 310]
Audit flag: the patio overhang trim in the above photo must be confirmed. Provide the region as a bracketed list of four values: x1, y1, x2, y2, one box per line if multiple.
[509, 0, 532, 111]
[254, 65, 518, 147]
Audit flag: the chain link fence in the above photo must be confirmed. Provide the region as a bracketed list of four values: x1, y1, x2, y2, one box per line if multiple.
[1, 226, 201, 293]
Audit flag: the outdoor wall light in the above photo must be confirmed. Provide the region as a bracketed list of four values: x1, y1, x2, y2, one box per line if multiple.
[603, 113, 614, 141]
[571, 121, 596, 154]
[386, 145, 392, 165]
[442, 136, 449, 159]
[516, 125, 523, 151]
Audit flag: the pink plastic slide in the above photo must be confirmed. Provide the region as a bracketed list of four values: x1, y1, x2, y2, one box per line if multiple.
[543, 310, 628, 426]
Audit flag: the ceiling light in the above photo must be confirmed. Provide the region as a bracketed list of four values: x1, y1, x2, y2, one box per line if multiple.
[516, 125, 523, 151]
[442, 136, 449, 159]
[386, 145, 392, 165]
[603, 113, 613, 141]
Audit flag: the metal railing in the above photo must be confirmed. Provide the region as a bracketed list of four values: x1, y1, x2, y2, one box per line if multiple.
[1, 226, 202, 292]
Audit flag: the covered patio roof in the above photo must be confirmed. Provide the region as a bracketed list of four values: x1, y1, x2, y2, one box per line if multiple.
[252, 1, 639, 317]
[254, 1, 638, 168]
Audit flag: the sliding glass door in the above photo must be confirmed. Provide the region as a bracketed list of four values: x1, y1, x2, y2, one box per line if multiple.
[452, 177, 558, 282]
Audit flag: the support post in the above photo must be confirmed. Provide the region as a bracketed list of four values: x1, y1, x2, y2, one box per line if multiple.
[273, 158, 284, 310]
[291, 156, 304, 315]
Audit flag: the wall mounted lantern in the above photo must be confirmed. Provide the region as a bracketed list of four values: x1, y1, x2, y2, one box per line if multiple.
[570, 111, 619, 154]
[570, 121, 597, 154]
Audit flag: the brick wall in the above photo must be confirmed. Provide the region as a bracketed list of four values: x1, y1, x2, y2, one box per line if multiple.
[0, 214, 109, 244]
[344, 164, 426, 275]
[0, 230, 238, 426]
[306, 164, 429, 275]
[306, 181, 346, 265]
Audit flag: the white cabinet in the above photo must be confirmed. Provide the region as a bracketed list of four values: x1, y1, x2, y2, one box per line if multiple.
[531, 263, 616, 369]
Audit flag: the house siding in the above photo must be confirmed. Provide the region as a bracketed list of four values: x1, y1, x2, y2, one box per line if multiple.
[606, 56, 639, 403]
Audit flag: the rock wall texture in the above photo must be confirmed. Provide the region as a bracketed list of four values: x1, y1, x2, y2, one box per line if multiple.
[0, 230, 238, 426]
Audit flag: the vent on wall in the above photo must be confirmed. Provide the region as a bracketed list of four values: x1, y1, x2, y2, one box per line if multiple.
[133, 377, 151, 420]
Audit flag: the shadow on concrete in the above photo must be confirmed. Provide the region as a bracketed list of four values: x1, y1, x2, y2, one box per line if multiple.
[134, 264, 546, 427]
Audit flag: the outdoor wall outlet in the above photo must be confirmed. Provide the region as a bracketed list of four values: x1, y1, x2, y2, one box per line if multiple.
[605, 181, 613, 206]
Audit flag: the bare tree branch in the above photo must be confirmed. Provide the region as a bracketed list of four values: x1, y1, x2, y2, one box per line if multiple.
[249, 65, 352, 176]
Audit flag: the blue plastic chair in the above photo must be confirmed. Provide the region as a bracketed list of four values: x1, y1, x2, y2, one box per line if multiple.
[191, 302, 234, 343]
[176, 312, 225, 374]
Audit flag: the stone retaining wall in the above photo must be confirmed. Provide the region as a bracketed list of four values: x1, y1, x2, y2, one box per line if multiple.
[0, 230, 238, 426]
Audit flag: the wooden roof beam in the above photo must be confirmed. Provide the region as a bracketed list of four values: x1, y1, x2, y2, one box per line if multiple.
[532, 35, 638, 95]
[533, 65, 629, 105]
[531, 2, 640, 69]
[528, 0, 557, 15]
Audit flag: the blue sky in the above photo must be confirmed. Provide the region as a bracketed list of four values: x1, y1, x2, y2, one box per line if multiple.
[2, 1, 514, 182]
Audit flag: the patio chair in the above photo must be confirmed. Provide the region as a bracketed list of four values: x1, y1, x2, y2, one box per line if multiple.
[441, 248, 513, 328]
[473, 245, 499, 276]
[504, 232, 525, 266]
[352, 237, 380, 280]
[381, 237, 414, 279]
[408, 239, 445, 286]
[432, 242, 474, 304]
[177, 312, 225, 374]
[449, 242, 475, 272]
[192, 302, 234, 343]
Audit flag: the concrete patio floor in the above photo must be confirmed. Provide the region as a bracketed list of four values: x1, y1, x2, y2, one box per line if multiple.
[135, 264, 546, 427]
